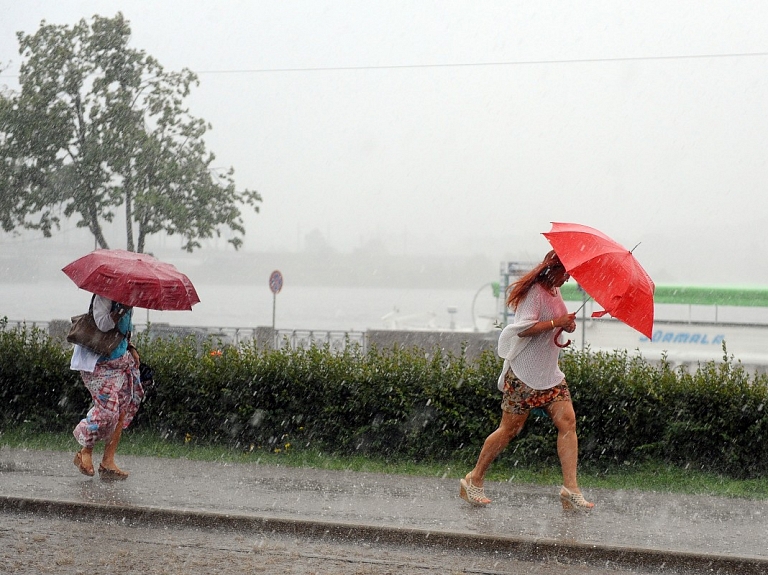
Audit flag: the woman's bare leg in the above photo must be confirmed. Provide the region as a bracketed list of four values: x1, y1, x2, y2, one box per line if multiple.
[467, 410, 528, 488]
[546, 400, 581, 491]
[101, 412, 126, 472]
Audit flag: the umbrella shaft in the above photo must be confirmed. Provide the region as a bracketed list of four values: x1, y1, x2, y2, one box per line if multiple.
[574, 297, 592, 315]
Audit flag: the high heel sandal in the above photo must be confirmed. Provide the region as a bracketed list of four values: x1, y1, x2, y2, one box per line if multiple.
[459, 473, 491, 506]
[560, 486, 594, 511]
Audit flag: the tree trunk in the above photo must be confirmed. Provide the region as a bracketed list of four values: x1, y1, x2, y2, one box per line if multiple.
[125, 188, 135, 252]
[89, 209, 109, 249]
[137, 222, 146, 254]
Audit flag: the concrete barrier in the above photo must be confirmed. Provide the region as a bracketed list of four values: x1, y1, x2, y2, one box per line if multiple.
[366, 329, 497, 360]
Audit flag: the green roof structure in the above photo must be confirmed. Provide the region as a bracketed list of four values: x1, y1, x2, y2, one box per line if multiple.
[560, 284, 768, 308]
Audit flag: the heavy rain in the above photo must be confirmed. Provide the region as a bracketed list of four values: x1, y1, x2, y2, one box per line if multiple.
[2, 2, 768, 574]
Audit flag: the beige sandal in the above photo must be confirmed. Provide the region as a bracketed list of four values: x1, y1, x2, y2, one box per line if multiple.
[560, 486, 594, 511]
[459, 473, 491, 506]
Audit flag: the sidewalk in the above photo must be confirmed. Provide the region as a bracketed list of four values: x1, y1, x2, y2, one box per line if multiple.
[1, 447, 767, 574]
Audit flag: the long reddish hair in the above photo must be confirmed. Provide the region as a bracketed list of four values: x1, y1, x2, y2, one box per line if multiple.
[506, 250, 565, 310]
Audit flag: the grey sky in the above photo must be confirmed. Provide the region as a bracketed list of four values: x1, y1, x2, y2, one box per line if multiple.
[2, 1, 768, 286]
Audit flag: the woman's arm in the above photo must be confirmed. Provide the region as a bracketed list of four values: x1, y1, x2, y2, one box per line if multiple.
[92, 296, 130, 332]
[518, 313, 576, 337]
[127, 341, 140, 365]
[92, 295, 117, 332]
[515, 287, 576, 337]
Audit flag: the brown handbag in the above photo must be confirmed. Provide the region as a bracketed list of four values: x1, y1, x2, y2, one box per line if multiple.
[67, 296, 125, 356]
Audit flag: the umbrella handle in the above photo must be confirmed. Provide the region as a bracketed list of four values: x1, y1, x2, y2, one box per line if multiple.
[554, 327, 571, 348]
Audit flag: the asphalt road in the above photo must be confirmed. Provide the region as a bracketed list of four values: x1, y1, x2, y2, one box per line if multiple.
[2, 509, 688, 575]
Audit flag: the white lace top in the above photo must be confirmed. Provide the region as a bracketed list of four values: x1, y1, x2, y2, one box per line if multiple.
[497, 283, 568, 391]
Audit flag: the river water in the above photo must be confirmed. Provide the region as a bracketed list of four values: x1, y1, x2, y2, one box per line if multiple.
[7, 280, 768, 368]
[2, 280, 503, 332]
[5, 280, 768, 332]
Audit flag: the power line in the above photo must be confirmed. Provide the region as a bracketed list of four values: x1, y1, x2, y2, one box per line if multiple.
[190, 50, 768, 74]
[1, 50, 767, 79]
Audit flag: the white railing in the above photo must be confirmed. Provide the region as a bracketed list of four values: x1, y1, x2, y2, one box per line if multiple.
[273, 329, 366, 353]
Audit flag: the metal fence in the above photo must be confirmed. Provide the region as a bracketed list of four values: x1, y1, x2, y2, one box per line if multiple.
[4, 319, 367, 354]
[141, 325, 367, 352]
[273, 329, 366, 353]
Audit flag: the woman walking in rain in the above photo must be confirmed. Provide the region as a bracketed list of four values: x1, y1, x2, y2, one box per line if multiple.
[71, 294, 144, 480]
[459, 250, 594, 511]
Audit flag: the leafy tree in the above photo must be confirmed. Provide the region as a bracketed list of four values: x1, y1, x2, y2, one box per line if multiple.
[0, 13, 261, 252]
[0, 84, 18, 233]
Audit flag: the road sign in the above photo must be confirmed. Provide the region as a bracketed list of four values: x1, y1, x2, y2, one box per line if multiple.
[269, 270, 283, 333]
[269, 270, 283, 294]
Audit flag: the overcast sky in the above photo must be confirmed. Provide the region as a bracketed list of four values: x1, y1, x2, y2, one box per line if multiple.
[2, 1, 768, 286]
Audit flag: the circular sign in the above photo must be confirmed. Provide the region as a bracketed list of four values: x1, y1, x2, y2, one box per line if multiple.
[269, 270, 283, 294]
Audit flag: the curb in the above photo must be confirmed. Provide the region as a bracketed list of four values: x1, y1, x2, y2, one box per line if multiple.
[3, 495, 768, 574]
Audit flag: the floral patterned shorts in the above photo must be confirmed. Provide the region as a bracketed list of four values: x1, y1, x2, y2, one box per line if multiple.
[500, 369, 571, 415]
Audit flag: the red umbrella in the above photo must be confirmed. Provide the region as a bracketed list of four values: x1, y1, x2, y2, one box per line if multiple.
[62, 249, 201, 311]
[543, 222, 655, 339]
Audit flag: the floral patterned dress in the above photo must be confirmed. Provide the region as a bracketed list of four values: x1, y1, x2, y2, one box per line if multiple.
[73, 304, 144, 448]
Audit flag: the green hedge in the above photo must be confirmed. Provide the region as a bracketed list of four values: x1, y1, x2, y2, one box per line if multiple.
[0, 319, 87, 430]
[2, 319, 767, 478]
[133, 335, 499, 462]
[561, 349, 768, 477]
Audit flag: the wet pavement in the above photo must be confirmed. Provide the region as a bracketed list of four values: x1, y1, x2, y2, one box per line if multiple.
[1, 447, 767, 574]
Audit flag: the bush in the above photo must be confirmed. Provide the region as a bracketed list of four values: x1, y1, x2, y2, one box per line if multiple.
[135, 336, 503, 461]
[561, 345, 768, 479]
[0, 318, 86, 430]
[2, 321, 767, 478]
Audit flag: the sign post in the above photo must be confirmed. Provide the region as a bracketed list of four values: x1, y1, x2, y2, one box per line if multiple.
[269, 270, 283, 333]
[499, 261, 535, 326]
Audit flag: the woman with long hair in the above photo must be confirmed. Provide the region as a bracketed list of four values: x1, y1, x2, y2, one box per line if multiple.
[459, 250, 594, 511]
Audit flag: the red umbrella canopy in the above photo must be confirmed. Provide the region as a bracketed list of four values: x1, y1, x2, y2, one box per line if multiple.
[543, 222, 655, 339]
[62, 249, 201, 311]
